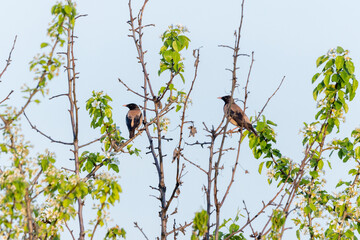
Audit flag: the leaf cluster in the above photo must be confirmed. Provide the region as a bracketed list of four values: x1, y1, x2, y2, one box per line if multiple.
[158, 25, 190, 82]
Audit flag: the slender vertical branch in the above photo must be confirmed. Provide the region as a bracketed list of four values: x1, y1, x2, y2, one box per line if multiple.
[213, 0, 246, 238]
[65, 14, 84, 240]
[206, 133, 215, 240]
[167, 49, 200, 213]
[128, 1, 169, 238]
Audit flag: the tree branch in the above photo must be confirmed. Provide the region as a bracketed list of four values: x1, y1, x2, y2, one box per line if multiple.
[0, 35, 17, 81]
[23, 112, 73, 145]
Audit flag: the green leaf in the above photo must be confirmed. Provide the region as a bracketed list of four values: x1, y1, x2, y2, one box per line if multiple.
[159, 45, 167, 54]
[340, 70, 350, 82]
[105, 108, 112, 119]
[349, 169, 357, 176]
[63, 199, 71, 207]
[0, 144, 7, 153]
[172, 41, 179, 52]
[309, 203, 317, 211]
[353, 78, 358, 93]
[331, 74, 339, 83]
[345, 61, 355, 74]
[312, 73, 320, 83]
[85, 160, 93, 173]
[40, 42, 49, 48]
[178, 35, 190, 49]
[334, 100, 342, 110]
[64, 5, 72, 15]
[318, 159, 324, 170]
[323, 59, 334, 72]
[258, 162, 265, 174]
[316, 55, 328, 67]
[355, 146, 360, 159]
[110, 164, 119, 173]
[179, 73, 185, 83]
[266, 161, 272, 168]
[176, 105, 181, 112]
[172, 51, 180, 64]
[257, 122, 265, 132]
[324, 75, 330, 86]
[100, 125, 107, 134]
[335, 56, 344, 71]
[266, 120, 277, 126]
[309, 170, 319, 179]
[313, 88, 318, 101]
[163, 50, 173, 62]
[100, 195, 107, 204]
[336, 46, 344, 54]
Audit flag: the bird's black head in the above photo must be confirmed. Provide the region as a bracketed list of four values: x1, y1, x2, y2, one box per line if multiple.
[124, 103, 139, 110]
[218, 95, 232, 103]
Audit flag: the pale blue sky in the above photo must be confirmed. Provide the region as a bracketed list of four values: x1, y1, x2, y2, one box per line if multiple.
[1, 0, 360, 239]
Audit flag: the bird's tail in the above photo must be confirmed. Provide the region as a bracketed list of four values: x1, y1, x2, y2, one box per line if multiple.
[248, 124, 258, 137]
[129, 130, 135, 139]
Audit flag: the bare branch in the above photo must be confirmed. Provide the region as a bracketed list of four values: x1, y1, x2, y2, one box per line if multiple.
[219, 132, 243, 207]
[166, 221, 192, 236]
[49, 93, 68, 100]
[181, 153, 207, 174]
[224, 173, 292, 240]
[0, 35, 17, 81]
[75, 14, 88, 19]
[0, 90, 14, 105]
[78, 134, 106, 149]
[218, 45, 235, 51]
[185, 140, 211, 148]
[90, 203, 105, 240]
[65, 221, 76, 240]
[243, 51, 255, 109]
[254, 76, 285, 123]
[118, 78, 150, 100]
[23, 112, 73, 145]
[213, 0, 247, 237]
[134, 222, 150, 240]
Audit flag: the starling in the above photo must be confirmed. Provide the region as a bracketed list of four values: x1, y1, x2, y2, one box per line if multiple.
[218, 95, 258, 137]
[124, 103, 143, 138]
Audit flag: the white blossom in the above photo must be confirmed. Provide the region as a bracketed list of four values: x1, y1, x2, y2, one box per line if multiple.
[91, 100, 99, 108]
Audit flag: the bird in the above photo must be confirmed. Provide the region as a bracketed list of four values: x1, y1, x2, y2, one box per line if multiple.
[124, 103, 143, 139]
[218, 95, 258, 137]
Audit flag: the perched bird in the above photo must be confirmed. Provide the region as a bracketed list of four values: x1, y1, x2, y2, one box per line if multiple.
[218, 95, 258, 137]
[124, 103, 143, 138]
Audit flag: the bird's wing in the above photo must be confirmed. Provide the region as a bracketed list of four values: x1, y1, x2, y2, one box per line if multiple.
[133, 112, 143, 129]
[126, 114, 132, 130]
[230, 104, 246, 126]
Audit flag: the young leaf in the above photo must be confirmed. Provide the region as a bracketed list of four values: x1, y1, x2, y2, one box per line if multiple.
[40, 42, 49, 48]
[335, 56, 344, 71]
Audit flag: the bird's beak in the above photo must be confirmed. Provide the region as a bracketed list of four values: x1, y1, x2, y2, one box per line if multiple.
[217, 97, 222, 99]
[122, 104, 127, 107]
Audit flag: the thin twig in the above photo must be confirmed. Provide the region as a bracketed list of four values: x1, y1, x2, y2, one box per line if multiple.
[134, 222, 150, 240]
[254, 76, 285, 123]
[213, 0, 246, 236]
[23, 112, 73, 145]
[118, 78, 150, 100]
[0, 90, 14, 105]
[0, 35, 17, 81]
[79, 134, 106, 149]
[166, 221, 192, 236]
[49, 93, 68, 100]
[65, 221, 76, 240]
[181, 153, 207, 174]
